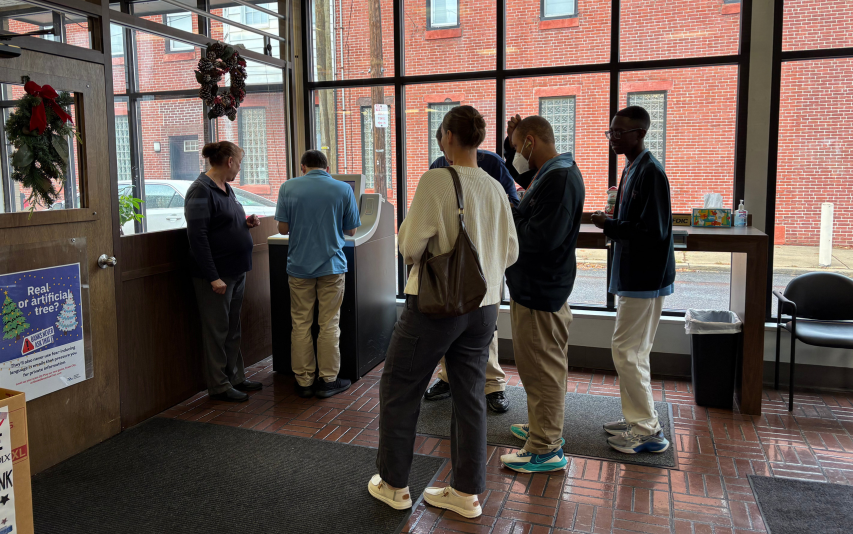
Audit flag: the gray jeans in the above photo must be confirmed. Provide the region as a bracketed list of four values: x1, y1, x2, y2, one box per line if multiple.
[192, 273, 247, 395]
[377, 296, 498, 495]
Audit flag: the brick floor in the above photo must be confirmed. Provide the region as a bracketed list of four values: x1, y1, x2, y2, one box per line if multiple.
[159, 358, 853, 533]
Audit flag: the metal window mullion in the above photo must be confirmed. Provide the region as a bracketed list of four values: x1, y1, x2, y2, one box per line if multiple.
[123, 18, 146, 234]
[605, 0, 621, 311]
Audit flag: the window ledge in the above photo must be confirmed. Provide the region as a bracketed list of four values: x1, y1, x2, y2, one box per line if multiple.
[236, 184, 271, 195]
[539, 17, 579, 30]
[163, 51, 196, 62]
[721, 3, 741, 15]
[425, 28, 462, 40]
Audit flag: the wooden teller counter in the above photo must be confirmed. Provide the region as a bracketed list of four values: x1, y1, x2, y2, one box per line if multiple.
[577, 215, 769, 416]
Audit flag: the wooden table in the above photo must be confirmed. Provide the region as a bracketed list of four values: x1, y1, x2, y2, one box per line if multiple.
[577, 224, 769, 415]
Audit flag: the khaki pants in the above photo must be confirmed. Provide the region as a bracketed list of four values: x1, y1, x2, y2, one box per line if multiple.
[437, 332, 506, 394]
[511, 300, 572, 454]
[611, 295, 664, 435]
[289, 273, 345, 387]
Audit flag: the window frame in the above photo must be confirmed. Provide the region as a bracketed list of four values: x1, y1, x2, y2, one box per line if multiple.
[304, 0, 752, 307]
[540, 0, 578, 21]
[538, 95, 577, 158]
[426, 0, 460, 30]
[163, 13, 194, 53]
[626, 90, 668, 168]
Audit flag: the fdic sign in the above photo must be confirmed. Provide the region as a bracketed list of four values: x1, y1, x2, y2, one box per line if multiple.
[21, 327, 54, 356]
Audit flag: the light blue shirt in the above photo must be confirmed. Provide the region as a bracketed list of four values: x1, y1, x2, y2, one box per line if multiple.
[275, 170, 361, 278]
[609, 150, 674, 299]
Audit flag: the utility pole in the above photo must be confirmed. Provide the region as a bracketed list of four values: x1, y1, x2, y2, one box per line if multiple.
[368, 0, 387, 198]
[315, 0, 337, 171]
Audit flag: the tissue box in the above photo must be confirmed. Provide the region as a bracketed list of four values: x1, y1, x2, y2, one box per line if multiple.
[692, 209, 732, 227]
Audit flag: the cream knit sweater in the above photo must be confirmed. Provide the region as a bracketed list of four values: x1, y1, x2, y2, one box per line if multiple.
[400, 165, 519, 306]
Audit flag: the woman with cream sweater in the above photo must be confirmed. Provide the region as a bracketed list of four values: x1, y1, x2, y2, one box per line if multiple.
[368, 105, 518, 518]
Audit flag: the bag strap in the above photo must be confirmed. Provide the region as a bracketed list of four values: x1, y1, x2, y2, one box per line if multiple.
[446, 166, 465, 227]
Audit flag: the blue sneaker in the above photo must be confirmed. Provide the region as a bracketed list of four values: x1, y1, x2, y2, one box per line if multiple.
[607, 430, 669, 454]
[501, 447, 568, 473]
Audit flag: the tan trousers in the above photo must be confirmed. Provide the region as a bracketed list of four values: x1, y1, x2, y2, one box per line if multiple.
[289, 273, 345, 387]
[511, 300, 572, 454]
[437, 332, 506, 394]
[611, 295, 664, 435]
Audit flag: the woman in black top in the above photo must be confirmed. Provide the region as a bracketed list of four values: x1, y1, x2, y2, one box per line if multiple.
[185, 141, 262, 402]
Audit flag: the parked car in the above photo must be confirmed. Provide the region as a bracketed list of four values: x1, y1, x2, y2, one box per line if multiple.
[118, 180, 277, 235]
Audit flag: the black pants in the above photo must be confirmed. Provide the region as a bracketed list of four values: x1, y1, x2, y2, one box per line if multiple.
[376, 296, 498, 495]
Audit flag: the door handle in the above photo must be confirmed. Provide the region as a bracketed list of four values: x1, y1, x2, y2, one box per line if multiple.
[166, 216, 182, 221]
[98, 254, 118, 269]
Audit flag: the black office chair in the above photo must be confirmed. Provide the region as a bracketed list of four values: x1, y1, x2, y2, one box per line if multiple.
[773, 272, 853, 411]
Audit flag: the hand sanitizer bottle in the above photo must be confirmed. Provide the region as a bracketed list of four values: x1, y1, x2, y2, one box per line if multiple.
[735, 200, 748, 227]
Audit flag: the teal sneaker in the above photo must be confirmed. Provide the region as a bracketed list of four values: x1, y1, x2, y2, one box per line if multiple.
[607, 430, 670, 454]
[500, 447, 568, 473]
[510, 423, 529, 441]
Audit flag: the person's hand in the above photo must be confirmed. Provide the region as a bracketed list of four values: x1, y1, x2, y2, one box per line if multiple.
[591, 211, 608, 228]
[506, 114, 522, 139]
[211, 279, 227, 294]
[246, 214, 261, 228]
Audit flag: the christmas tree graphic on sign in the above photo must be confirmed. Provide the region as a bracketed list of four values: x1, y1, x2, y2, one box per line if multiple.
[55, 293, 78, 334]
[2, 292, 29, 341]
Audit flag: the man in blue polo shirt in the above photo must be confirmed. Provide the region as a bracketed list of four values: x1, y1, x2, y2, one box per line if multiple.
[275, 150, 361, 399]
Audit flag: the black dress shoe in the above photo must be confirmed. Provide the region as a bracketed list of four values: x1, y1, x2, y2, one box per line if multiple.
[314, 377, 351, 398]
[295, 383, 314, 398]
[234, 379, 263, 391]
[210, 388, 249, 403]
[424, 379, 451, 401]
[486, 391, 510, 413]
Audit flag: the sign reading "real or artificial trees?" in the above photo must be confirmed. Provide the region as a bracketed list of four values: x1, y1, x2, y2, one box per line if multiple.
[0, 264, 86, 400]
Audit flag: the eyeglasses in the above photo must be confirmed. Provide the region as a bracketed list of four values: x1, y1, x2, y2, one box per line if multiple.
[605, 128, 645, 140]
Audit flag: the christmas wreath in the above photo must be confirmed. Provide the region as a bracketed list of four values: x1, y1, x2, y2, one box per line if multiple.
[195, 42, 248, 121]
[4, 76, 78, 211]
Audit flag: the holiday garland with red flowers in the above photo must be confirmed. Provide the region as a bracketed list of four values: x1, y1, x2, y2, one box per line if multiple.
[4, 76, 79, 212]
[195, 42, 248, 121]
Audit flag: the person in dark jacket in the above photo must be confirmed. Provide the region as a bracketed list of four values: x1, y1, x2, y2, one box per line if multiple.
[186, 141, 263, 403]
[591, 106, 675, 454]
[423, 125, 514, 414]
[498, 115, 585, 473]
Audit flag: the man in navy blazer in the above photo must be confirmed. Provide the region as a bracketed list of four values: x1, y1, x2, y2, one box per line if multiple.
[592, 106, 675, 455]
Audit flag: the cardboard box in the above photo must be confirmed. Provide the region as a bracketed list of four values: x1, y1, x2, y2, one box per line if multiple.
[0, 389, 32, 534]
[692, 208, 732, 227]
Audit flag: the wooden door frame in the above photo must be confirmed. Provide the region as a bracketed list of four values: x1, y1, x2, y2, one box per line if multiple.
[0, 49, 121, 474]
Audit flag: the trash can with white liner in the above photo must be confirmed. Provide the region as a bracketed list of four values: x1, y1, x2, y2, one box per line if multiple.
[685, 310, 743, 409]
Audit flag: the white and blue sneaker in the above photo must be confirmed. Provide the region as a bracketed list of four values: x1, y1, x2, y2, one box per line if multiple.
[510, 423, 529, 441]
[501, 447, 568, 473]
[602, 419, 631, 436]
[607, 429, 670, 454]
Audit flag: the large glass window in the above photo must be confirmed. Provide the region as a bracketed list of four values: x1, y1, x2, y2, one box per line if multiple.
[309, 3, 747, 307]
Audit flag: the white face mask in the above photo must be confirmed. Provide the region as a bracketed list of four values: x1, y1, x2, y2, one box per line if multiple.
[512, 140, 532, 175]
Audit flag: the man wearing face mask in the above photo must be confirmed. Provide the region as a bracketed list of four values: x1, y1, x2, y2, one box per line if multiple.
[499, 115, 585, 474]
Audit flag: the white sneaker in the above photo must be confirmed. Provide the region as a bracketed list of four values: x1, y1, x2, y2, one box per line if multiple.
[367, 474, 412, 510]
[423, 486, 482, 518]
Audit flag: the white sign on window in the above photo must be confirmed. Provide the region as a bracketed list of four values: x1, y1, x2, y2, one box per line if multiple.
[374, 104, 389, 128]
